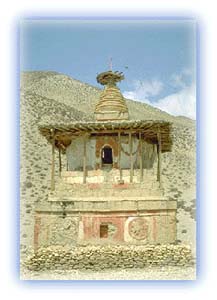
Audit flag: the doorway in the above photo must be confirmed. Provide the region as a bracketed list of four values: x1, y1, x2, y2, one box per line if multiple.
[101, 146, 113, 165]
[100, 224, 108, 238]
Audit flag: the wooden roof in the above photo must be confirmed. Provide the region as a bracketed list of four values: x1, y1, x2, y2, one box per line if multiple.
[39, 120, 173, 152]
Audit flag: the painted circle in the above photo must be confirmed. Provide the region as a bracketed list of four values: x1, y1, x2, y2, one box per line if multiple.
[128, 218, 148, 240]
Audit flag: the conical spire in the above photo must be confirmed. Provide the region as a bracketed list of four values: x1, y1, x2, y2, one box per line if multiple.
[94, 70, 129, 121]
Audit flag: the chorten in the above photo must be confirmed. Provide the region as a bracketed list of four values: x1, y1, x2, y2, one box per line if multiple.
[36, 68, 176, 249]
[94, 70, 129, 121]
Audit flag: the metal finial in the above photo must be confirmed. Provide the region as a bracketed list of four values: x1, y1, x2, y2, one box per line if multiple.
[109, 57, 113, 71]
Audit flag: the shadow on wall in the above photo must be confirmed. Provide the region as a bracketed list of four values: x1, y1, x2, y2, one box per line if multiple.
[142, 143, 157, 169]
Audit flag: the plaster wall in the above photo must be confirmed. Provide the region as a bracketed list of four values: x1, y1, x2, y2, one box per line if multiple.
[66, 136, 96, 170]
[34, 210, 177, 248]
[80, 212, 176, 245]
[34, 214, 79, 249]
[66, 135, 157, 171]
[80, 215, 126, 243]
[124, 212, 176, 244]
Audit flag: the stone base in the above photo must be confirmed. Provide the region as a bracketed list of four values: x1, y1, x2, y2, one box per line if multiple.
[34, 198, 177, 249]
[60, 169, 159, 185]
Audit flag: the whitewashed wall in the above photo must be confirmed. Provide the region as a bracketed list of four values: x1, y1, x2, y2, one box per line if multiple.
[66, 135, 157, 171]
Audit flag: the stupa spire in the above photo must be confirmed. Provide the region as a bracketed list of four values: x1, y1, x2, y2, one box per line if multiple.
[109, 57, 113, 71]
[94, 69, 129, 121]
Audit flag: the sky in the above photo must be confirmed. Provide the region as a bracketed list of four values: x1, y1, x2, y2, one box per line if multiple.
[20, 20, 196, 119]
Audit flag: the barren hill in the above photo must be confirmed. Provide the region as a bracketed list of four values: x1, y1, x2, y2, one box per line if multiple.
[20, 71, 196, 258]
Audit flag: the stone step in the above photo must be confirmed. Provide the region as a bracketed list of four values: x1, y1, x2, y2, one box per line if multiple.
[54, 188, 163, 194]
[51, 188, 164, 198]
[54, 178, 163, 196]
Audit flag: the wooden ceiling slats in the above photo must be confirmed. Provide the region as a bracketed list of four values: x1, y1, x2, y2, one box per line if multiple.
[39, 120, 172, 152]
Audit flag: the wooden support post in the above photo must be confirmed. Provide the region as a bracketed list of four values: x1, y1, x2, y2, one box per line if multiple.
[50, 129, 55, 191]
[58, 148, 62, 177]
[157, 130, 162, 187]
[129, 131, 133, 183]
[139, 132, 143, 182]
[118, 131, 122, 181]
[83, 134, 87, 184]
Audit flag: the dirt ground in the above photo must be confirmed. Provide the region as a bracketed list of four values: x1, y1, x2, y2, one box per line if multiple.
[20, 265, 196, 281]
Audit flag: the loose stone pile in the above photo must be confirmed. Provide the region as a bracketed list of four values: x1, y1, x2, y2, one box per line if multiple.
[24, 244, 194, 271]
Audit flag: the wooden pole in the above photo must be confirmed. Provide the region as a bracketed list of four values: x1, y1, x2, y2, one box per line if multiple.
[51, 129, 55, 191]
[129, 131, 133, 183]
[139, 132, 143, 182]
[157, 130, 162, 187]
[83, 134, 87, 184]
[58, 148, 62, 177]
[118, 131, 122, 181]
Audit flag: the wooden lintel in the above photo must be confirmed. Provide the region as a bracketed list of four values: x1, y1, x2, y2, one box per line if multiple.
[88, 126, 96, 131]
[40, 121, 172, 153]
[88, 129, 149, 135]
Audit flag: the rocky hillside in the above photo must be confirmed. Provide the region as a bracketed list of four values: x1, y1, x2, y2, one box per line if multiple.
[20, 71, 196, 257]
